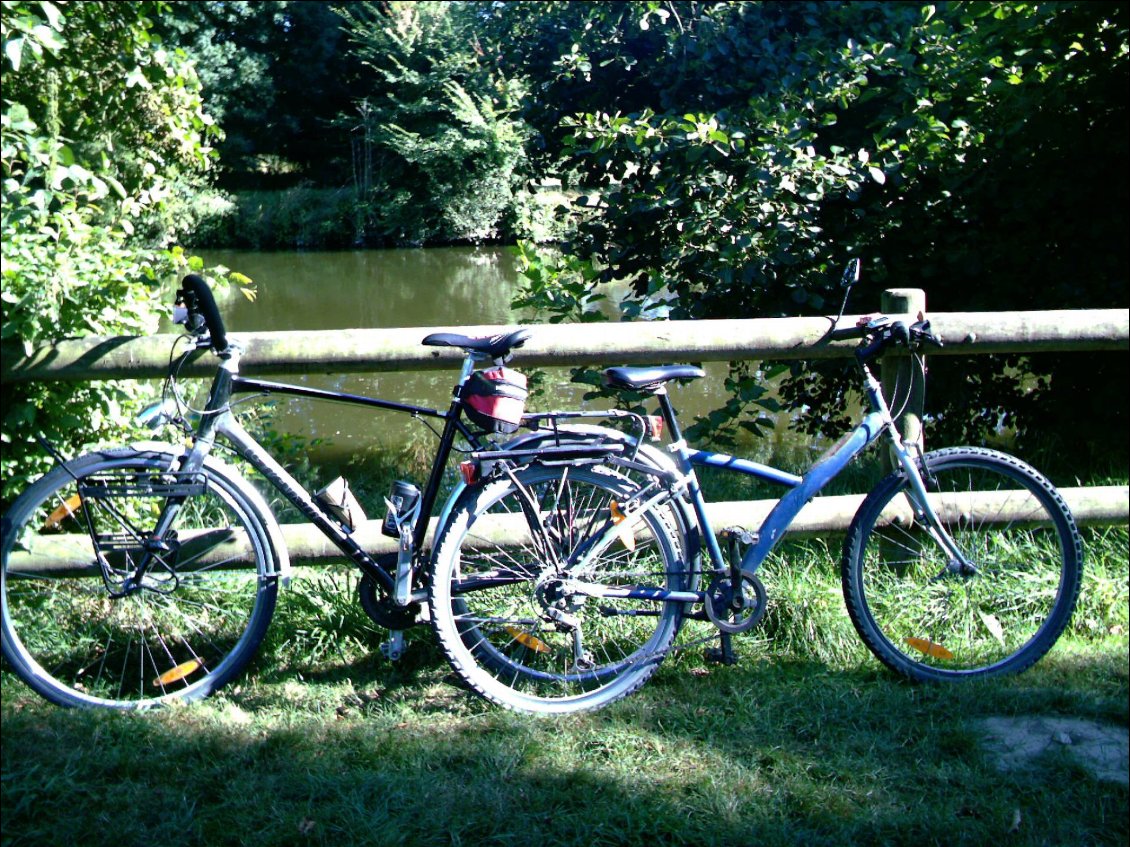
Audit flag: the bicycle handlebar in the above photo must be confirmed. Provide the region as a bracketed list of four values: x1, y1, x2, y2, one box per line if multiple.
[831, 316, 942, 363]
[177, 274, 229, 354]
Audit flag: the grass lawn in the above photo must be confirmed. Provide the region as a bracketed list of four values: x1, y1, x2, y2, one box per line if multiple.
[2, 530, 1126, 847]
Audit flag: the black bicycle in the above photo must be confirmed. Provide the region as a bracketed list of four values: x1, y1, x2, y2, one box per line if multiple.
[1, 274, 625, 709]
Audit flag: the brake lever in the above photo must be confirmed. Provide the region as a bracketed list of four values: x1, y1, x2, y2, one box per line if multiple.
[910, 318, 943, 349]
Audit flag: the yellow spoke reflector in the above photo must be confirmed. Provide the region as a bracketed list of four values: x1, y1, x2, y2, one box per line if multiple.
[43, 494, 83, 532]
[905, 637, 954, 660]
[153, 659, 202, 687]
[609, 501, 636, 552]
[504, 626, 551, 653]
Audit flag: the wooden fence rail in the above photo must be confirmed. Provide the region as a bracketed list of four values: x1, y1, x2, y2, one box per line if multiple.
[276, 484, 1130, 566]
[3, 300, 1127, 560]
[2, 308, 1127, 383]
[10, 486, 1126, 576]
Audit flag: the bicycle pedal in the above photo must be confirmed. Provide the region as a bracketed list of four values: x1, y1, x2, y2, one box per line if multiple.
[704, 646, 738, 666]
[721, 526, 758, 546]
[379, 631, 406, 662]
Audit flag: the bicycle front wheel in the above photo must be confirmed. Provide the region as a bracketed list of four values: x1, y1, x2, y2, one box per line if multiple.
[2, 447, 281, 708]
[842, 447, 1082, 681]
[430, 464, 688, 714]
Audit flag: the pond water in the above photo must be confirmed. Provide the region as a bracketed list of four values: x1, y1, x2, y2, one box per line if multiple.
[198, 246, 798, 465]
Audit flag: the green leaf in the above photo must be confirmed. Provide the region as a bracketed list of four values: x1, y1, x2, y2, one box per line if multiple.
[867, 166, 886, 185]
[6, 103, 36, 132]
[31, 24, 64, 51]
[104, 175, 128, 199]
[41, 2, 64, 30]
[5, 37, 23, 71]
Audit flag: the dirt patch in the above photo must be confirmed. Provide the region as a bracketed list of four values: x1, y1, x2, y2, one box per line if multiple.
[978, 717, 1129, 785]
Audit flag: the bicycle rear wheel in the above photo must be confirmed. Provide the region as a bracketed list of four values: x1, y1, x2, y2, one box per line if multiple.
[842, 447, 1082, 681]
[430, 464, 688, 714]
[2, 447, 281, 708]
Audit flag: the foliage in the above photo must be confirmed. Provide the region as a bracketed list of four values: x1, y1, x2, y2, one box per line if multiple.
[153, 1, 371, 189]
[0, 1, 234, 503]
[334, 1, 533, 245]
[195, 186, 370, 249]
[503, 1, 1128, 458]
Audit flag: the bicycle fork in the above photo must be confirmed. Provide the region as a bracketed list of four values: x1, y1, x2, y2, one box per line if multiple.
[866, 364, 974, 574]
[889, 440, 976, 574]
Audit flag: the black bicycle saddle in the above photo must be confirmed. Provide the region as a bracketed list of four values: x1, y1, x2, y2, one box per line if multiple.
[421, 328, 532, 359]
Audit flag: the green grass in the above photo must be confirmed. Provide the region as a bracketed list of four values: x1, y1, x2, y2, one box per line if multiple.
[3, 526, 1126, 847]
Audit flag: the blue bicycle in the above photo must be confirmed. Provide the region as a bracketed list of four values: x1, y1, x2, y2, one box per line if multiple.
[428, 260, 1084, 713]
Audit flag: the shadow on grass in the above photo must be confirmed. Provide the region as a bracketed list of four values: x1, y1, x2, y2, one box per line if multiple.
[3, 641, 1127, 847]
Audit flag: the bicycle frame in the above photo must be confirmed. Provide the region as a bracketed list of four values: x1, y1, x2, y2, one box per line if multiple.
[569, 357, 964, 607]
[680, 359, 966, 574]
[176, 346, 485, 599]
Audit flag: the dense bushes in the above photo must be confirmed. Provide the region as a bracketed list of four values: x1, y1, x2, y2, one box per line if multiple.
[496, 1, 1129, 463]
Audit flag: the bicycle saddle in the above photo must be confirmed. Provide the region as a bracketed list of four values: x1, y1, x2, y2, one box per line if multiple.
[421, 328, 532, 359]
[602, 365, 705, 392]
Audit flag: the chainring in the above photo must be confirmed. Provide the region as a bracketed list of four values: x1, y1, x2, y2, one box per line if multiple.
[357, 570, 421, 630]
[705, 572, 767, 635]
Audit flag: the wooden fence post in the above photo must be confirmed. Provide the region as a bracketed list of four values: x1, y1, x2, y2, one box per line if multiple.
[880, 288, 927, 474]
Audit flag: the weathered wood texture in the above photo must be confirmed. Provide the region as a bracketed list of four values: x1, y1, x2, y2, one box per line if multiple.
[278, 484, 1130, 564]
[3, 308, 1127, 383]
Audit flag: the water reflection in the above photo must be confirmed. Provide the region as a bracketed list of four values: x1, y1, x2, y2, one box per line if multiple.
[199, 247, 766, 463]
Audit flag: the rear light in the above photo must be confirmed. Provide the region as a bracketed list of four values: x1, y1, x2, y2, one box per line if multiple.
[459, 461, 479, 485]
[645, 415, 665, 441]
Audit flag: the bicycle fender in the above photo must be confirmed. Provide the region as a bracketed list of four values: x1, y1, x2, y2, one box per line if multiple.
[430, 425, 664, 554]
[429, 426, 702, 570]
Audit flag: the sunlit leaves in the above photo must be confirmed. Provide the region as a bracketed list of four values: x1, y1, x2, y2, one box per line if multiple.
[1, 1, 230, 501]
[508, 1, 1126, 455]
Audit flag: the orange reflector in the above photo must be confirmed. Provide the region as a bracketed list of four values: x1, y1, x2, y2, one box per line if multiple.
[504, 626, 550, 653]
[459, 461, 479, 485]
[153, 659, 202, 687]
[905, 637, 954, 660]
[43, 494, 83, 532]
[609, 501, 636, 552]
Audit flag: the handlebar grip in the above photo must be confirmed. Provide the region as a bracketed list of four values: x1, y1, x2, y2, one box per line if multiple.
[182, 274, 229, 353]
[829, 326, 865, 341]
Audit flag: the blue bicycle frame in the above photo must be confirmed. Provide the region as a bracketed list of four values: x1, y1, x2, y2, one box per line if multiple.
[565, 356, 965, 610]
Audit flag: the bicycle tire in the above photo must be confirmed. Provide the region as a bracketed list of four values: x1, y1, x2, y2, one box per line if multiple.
[842, 447, 1082, 681]
[1, 446, 282, 709]
[429, 464, 688, 714]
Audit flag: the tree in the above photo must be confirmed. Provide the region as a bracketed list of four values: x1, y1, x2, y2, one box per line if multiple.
[337, 1, 532, 244]
[506, 1, 1128, 463]
[155, 1, 371, 189]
